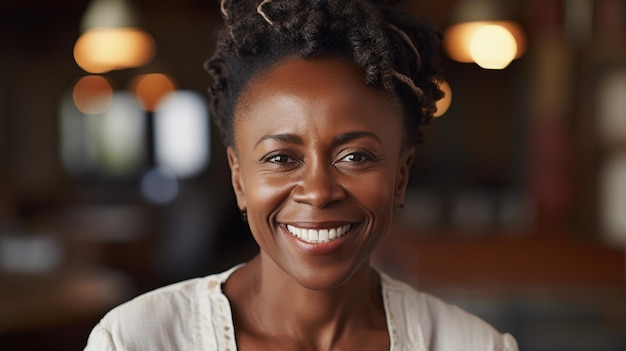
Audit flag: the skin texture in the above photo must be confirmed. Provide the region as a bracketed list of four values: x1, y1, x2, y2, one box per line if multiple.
[223, 56, 414, 351]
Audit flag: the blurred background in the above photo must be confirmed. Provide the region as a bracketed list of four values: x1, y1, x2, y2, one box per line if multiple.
[0, 0, 625, 349]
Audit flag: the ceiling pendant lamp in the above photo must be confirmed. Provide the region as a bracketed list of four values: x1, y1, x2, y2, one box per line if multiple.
[73, 0, 156, 74]
[444, 0, 526, 70]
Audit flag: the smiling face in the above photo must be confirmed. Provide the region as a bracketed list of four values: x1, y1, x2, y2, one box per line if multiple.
[228, 57, 414, 290]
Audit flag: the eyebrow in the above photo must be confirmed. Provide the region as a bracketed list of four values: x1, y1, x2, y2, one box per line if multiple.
[254, 133, 303, 148]
[254, 131, 381, 149]
[333, 131, 381, 146]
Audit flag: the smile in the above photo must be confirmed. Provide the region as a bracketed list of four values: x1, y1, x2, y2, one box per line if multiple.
[286, 224, 352, 243]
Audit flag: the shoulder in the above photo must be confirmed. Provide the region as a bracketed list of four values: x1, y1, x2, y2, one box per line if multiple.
[84, 277, 207, 350]
[381, 273, 519, 351]
[84, 266, 241, 350]
[104, 276, 206, 324]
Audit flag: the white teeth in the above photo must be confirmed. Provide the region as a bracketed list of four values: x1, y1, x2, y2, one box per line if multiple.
[329, 228, 337, 239]
[319, 229, 329, 242]
[286, 224, 351, 243]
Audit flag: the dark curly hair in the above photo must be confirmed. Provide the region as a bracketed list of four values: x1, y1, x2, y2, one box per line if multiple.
[206, 0, 444, 148]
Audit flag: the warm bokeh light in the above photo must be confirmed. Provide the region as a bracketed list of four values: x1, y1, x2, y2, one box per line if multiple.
[445, 22, 485, 63]
[434, 81, 452, 117]
[470, 24, 517, 69]
[72, 75, 113, 115]
[73, 28, 155, 74]
[131, 73, 176, 112]
[444, 21, 526, 69]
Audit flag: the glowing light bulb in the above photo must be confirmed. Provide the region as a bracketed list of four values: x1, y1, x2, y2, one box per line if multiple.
[74, 28, 155, 73]
[444, 22, 485, 63]
[469, 24, 517, 70]
[444, 21, 526, 69]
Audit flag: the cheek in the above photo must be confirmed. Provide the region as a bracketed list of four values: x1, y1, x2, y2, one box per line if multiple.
[243, 171, 294, 214]
[241, 174, 288, 246]
[343, 171, 396, 213]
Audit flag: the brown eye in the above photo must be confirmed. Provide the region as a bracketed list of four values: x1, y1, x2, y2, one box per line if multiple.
[340, 152, 372, 163]
[267, 154, 293, 163]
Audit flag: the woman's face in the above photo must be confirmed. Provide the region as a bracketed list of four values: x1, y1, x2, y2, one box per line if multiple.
[228, 57, 414, 290]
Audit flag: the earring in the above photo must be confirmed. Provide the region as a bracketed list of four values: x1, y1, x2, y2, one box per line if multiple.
[240, 209, 248, 223]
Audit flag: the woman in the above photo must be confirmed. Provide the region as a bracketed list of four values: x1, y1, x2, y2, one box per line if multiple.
[85, 0, 519, 350]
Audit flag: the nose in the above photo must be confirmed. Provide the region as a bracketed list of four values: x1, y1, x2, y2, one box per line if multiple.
[291, 163, 346, 208]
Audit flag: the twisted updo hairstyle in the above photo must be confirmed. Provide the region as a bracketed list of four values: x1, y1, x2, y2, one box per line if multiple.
[206, 0, 445, 148]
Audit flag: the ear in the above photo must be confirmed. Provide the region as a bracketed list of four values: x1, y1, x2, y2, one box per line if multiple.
[227, 146, 247, 211]
[393, 147, 415, 208]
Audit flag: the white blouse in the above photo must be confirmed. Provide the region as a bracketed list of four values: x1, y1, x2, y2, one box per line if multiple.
[85, 265, 518, 351]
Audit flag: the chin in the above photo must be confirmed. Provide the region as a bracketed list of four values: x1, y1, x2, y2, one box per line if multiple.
[284, 259, 368, 291]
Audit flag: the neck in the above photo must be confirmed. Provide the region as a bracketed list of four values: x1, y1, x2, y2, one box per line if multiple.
[231, 254, 385, 347]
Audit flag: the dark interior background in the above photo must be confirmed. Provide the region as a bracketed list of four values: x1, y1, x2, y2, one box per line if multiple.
[1, 0, 625, 350]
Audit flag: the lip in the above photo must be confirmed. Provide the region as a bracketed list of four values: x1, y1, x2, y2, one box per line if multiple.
[280, 222, 357, 255]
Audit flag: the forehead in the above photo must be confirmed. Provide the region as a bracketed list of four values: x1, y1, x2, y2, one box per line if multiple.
[233, 57, 403, 132]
